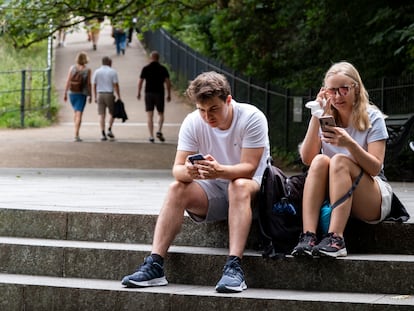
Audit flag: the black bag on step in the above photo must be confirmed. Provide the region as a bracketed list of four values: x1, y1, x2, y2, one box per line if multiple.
[258, 158, 307, 258]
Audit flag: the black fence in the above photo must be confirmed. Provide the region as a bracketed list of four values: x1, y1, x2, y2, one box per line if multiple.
[0, 35, 53, 127]
[142, 28, 414, 154]
[0, 68, 52, 127]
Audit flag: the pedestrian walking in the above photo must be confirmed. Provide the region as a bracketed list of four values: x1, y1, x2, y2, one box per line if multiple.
[92, 56, 121, 141]
[127, 17, 137, 46]
[56, 27, 67, 47]
[112, 19, 127, 55]
[137, 51, 171, 143]
[85, 18, 103, 51]
[63, 51, 92, 142]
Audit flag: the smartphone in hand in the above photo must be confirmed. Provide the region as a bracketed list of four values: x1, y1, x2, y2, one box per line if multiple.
[319, 116, 336, 133]
[188, 153, 205, 164]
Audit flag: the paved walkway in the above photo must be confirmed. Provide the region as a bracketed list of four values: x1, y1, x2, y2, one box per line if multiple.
[0, 23, 193, 169]
[0, 23, 412, 220]
[54, 23, 194, 141]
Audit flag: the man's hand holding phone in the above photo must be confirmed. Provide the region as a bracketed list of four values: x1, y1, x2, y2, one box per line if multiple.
[186, 153, 205, 180]
[187, 154, 222, 180]
[188, 153, 205, 164]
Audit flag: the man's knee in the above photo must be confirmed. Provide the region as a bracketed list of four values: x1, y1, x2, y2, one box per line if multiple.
[167, 181, 200, 204]
[229, 178, 258, 201]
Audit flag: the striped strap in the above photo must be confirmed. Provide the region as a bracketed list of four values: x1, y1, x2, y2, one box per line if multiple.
[331, 168, 364, 209]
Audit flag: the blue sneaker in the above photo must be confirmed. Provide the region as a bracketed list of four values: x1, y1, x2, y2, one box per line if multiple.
[215, 257, 247, 293]
[121, 256, 168, 287]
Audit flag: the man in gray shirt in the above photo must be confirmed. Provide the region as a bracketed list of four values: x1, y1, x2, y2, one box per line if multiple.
[92, 56, 121, 141]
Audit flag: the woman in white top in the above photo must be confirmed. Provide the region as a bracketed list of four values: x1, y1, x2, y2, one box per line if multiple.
[292, 61, 392, 258]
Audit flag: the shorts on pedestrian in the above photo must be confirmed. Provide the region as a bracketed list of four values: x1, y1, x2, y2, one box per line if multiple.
[69, 93, 87, 112]
[365, 176, 393, 224]
[97, 93, 115, 115]
[145, 92, 165, 113]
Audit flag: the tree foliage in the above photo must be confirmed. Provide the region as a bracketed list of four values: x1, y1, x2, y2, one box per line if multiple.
[1, 0, 413, 89]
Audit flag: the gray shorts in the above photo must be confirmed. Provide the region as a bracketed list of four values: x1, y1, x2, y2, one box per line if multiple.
[364, 176, 393, 224]
[186, 179, 230, 223]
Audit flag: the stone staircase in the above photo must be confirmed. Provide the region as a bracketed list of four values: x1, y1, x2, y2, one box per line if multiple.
[0, 169, 413, 310]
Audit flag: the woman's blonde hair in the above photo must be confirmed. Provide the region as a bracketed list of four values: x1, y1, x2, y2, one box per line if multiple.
[324, 61, 372, 131]
[76, 51, 89, 66]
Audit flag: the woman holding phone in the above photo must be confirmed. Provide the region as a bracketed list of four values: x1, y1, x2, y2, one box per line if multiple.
[291, 61, 392, 258]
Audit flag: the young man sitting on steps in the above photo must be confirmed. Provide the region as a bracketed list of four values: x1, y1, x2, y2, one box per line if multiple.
[122, 71, 270, 293]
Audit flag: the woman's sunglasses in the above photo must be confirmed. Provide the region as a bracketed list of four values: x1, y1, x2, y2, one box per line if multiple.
[325, 85, 354, 97]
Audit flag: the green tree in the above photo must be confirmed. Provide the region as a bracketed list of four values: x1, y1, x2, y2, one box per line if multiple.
[1, 0, 413, 89]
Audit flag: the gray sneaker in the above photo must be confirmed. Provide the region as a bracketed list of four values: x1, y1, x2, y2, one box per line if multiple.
[312, 232, 347, 258]
[291, 231, 318, 257]
[215, 257, 247, 293]
[121, 256, 168, 288]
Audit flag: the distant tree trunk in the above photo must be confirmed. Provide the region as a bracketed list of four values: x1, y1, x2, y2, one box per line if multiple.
[217, 0, 229, 9]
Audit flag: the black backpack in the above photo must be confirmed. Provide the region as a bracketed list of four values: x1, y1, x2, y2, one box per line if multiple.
[258, 158, 307, 258]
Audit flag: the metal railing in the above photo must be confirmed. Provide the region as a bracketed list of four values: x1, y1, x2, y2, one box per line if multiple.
[142, 28, 414, 153]
[0, 35, 53, 127]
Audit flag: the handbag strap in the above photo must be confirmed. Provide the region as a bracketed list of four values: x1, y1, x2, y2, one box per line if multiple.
[331, 168, 364, 209]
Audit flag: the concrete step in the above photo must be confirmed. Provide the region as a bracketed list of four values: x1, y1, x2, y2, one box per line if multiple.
[1, 168, 412, 309]
[0, 273, 413, 310]
[0, 237, 413, 295]
[0, 208, 413, 254]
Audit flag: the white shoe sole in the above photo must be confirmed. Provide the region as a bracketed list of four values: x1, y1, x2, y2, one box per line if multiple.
[215, 281, 247, 293]
[126, 276, 168, 287]
[319, 248, 348, 257]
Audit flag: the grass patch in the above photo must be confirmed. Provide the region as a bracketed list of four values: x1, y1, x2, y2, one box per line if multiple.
[0, 38, 59, 128]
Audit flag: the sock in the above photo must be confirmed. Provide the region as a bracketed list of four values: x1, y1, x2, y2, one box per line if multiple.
[108, 127, 112, 132]
[150, 253, 164, 265]
[227, 255, 241, 264]
[102, 130, 106, 136]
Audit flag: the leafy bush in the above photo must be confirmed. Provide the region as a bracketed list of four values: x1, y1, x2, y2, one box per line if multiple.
[271, 146, 306, 172]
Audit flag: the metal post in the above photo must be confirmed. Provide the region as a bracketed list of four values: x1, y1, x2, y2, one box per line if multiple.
[247, 77, 251, 103]
[380, 77, 385, 111]
[20, 70, 26, 127]
[265, 82, 270, 118]
[284, 88, 290, 149]
[47, 68, 52, 119]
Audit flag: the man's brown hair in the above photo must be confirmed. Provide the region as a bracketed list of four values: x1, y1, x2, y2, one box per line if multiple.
[186, 71, 231, 103]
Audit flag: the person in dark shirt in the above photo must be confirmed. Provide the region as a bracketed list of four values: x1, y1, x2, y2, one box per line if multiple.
[137, 51, 171, 143]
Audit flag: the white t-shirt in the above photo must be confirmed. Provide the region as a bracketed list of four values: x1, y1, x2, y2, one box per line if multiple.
[321, 106, 389, 163]
[92, 65, 119, 92]
[177, 99, 270, 183]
